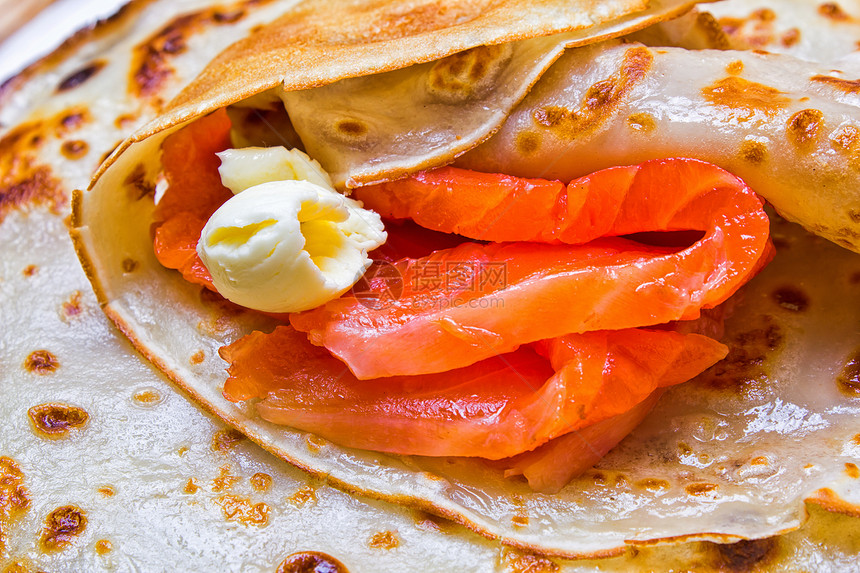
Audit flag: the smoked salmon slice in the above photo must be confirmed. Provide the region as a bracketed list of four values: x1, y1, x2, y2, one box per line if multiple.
[151, 109, 233, 290]
[292, 159, 771, 379]
[499, 390, 664, 493]
[221, 325, 726, 459]
[147, 116, 750, 483]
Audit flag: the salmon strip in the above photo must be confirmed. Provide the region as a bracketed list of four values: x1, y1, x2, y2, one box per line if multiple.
[152, 109, 233, 289]
[222, 325, 725, 459]
[292, 159, 771, 379]
[498, 391, 663, 493]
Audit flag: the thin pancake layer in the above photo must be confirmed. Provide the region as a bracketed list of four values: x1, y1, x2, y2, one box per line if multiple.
[67, 0, 860, 560]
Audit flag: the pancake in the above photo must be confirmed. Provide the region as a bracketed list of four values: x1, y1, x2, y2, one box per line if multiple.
[2, 0, 860, 567]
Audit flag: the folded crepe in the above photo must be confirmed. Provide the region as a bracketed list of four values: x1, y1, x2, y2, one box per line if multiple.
[37, 0, 860, 561]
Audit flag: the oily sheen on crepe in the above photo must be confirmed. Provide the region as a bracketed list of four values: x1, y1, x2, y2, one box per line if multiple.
[70, 0, 860, 560]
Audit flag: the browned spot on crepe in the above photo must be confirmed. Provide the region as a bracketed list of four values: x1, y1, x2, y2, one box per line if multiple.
[57, 60, 107, 92]
[40, 506, 87, 552]
[24, 350, 60, 374]
[0, 458, 30, 552]
[28, 403, 89, 439]
[787, 109, 824, 148]
[214, 495, 270, 526]
[130, 3, 256, 99]
[276, 552, 350, 573]
[702, 76, 790, 121]
[811, 74, 860, 94]
[532, 46, 653, 140]
[369, 530, 400, 549]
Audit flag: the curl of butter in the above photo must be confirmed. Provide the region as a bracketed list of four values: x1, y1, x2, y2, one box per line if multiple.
[217, 147, 334, 194]
[198, 149, 386, 313]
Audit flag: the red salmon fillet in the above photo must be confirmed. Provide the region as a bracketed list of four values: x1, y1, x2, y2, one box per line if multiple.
[292, 159, 771, 379]
[222, 326, 726, 459]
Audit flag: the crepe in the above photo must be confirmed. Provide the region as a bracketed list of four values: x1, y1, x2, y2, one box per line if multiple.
[704, 0, 860, 62]
[3, 0, 860, 569]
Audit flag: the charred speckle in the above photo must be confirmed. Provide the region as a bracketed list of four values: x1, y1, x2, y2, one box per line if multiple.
[532, 47, 653, 140]
[627, 112, 656, 132]
[61, 140, 89, 160]
[40, 506, 87, 552]
[685, 483, 718, 496]
[132, 8, 247, 97]
[427, 44, 509, 100]
[511, 512, 529, 528]
[836, 237, 858, 249]
[123, 164, 155, 201]
[771, 286, 810, 312]
[62, 291, 83, 318]
[704, 317, 784, 394]
[636, 478, 670, 491]
[787, 109, 824, 148]
[0, 167, 66, 223]
[335, 120, 368, 138]
[212, 465, 240, 493]
[369, 530, 400, 549]
[24, 350, 59, 374]
[515, 130, 541, 155]
[59, 112, 87, 133]
[753, 7, 776, 21]
[28, 403, 89, 438]
[190, 350, 205, 365]
[250, 472, 273, 492]
[132, 389, 162, 405]
[57, 61, 106, 92]
[739, 140, 768, 164]
[534, 106, 567, 128]
[212, 428, 244, 452]
[781, 28, 801, 47]
[702, 77, 790, 120]
[811, 74, 860, 94]
[288, 485, 317, 507]
[819, 2, 851, 20]
[276, 551, 350, 573]
[214, 494, 269, 526]
[114, 113, 138, 129]
[0, 457, 31, 548]
[121, 258, 139, 273]
[183, 478, 199, 494]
